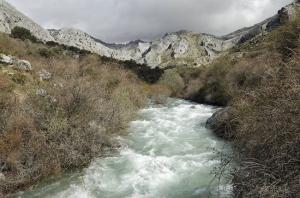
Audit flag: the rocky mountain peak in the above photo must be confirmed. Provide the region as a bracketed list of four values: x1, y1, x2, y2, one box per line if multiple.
[0, 0, 299, 68]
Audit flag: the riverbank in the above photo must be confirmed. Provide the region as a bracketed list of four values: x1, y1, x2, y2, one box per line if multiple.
[0, 32, 171, 196]
[16, 99, 232, 198]
[162, 15, 300, 197]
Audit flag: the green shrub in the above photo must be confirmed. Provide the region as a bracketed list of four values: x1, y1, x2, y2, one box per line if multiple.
[11, 26, 37, 43]
[46, 41, 59, 47]
[38, 48, 61, 58]
[158, 69, 185, 95]
[195, 80, 230, 106]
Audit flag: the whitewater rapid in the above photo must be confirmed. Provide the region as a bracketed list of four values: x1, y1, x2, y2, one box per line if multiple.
[17, 99, 231, 198]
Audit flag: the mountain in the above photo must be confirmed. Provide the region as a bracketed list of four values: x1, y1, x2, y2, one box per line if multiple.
[0, 0, 299, 68]
[0, 0, 54, 42]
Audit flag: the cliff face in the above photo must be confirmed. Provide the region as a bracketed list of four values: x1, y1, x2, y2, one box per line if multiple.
[112, 31, 232, 68]
[0, 0, 299, 68]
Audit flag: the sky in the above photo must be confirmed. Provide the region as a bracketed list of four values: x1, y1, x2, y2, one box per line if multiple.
[7, 0, 293, 43]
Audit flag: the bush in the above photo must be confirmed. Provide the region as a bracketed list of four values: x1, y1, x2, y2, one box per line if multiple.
[0, 94, 15, 134]
[158, 68, 185, 95]
[11, 26, 37, 43]
[0, 73, 14, 92]
[205, 17, 300, 197]
[11, 73, 26, 85]
[173, 14, 300, 197]
[46, 41, 59, 47]
[273, 20, 300, 61]
[38, 48, 61, 58]
[62, 45, 90, 55]
[121, 59, 164, 84]
[230, 61, 300, 197]
[184, 58, 232, 106]
[0, 73, 15, 134]
[0, 45, 148, 195]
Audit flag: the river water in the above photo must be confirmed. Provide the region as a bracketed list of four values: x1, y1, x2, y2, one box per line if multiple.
[17, 99, 231, 198]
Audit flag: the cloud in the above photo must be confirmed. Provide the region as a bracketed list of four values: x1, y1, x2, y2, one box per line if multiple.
[7, 0, 293, 43]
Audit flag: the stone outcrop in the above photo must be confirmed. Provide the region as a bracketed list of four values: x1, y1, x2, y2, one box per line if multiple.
[15, 60, 32, 71]
[0, 54, 13, 64]
[0, 53, 32, 71]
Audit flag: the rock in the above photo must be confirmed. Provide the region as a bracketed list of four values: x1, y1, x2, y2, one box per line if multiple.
[73, 54, 80, 59]
[38, 69, 52, 81]
[0, 172, 5, 181]
[48, 96, 57, 103]
[0, 54, 13, 64]
[1, 54, 33, 71]
[15, 60, 32, 71]
[206, 107, 234, 139]
[36, 89, 47, 97]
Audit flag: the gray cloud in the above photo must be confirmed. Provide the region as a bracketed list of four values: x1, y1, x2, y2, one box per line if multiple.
[7, 0, 293, 43]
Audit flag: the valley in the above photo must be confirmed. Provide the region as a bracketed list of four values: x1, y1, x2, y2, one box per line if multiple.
[0, 0, 300, 197]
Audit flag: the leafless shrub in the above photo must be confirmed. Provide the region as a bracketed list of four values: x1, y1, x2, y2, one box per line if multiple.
[177, 14, 300, 197]
[0, 34, 147, 195]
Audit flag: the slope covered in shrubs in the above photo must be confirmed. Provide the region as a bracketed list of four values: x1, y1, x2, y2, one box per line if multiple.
[0, 32, 169, 195]
[167, 14, 300, 198]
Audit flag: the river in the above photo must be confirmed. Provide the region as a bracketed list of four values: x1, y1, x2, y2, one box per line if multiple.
[16, 99, 231, 198]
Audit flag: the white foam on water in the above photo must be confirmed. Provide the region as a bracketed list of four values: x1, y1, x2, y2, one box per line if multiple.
[17, 99, 231, 198]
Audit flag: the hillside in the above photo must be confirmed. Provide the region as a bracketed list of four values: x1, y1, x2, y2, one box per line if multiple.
[164, 8, 300, 197]
[0, 30, 174, 196]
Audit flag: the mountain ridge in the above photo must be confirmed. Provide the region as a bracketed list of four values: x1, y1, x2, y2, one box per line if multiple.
[0, 0, 54, 42]
[0, 0, 299, 68]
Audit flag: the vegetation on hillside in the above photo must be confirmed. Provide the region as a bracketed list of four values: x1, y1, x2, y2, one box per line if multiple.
[11, 26, 38, 43]
[0, 32, 170, 195]
[169, 14, 300, 197]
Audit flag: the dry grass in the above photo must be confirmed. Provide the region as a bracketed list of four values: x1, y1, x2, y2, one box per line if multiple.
[230, 57, 300, 197]
[0, 33, 148, 195]
[175, 14, 300, 197]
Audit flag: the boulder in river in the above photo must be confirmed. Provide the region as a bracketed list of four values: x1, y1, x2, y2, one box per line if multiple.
[206, 107, 234, 139]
